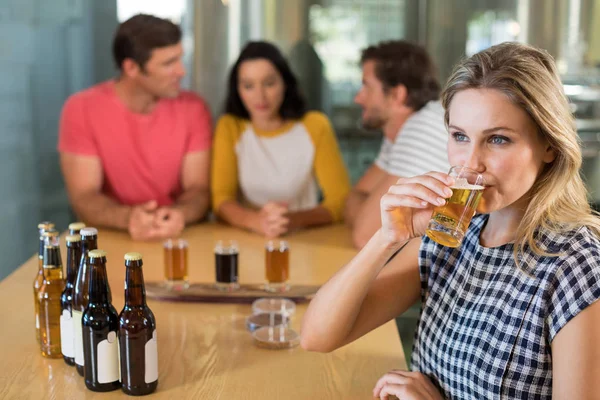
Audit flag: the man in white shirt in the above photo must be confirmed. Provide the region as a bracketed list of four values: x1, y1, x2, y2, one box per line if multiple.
[345, 40, 449, 248]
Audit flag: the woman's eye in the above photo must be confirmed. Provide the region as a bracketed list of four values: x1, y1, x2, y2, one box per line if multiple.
[490, 135, 510, 145]
[452, 132, 469, 142]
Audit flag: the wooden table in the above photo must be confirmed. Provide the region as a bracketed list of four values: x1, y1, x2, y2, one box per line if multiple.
[0, 224, 406, 399]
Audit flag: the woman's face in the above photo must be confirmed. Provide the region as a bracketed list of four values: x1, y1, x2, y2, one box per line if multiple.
[237, 59, 285, 121]
[447, 88, 555, 214]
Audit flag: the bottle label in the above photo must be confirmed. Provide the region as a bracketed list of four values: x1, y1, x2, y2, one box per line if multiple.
[97, 331, 120, 384]
[73, 310, 84, 366]
[145, 330, 158, 383]
[60, 309, 74, 358]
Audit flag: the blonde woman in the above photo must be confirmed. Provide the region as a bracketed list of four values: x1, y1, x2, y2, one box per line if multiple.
[301, 42, 600, 399]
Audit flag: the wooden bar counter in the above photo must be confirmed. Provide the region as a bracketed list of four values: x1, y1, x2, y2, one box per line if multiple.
[0, 224, 406, 399]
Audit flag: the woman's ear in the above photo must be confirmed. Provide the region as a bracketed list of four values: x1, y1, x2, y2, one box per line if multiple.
[543, 145, 556, 163]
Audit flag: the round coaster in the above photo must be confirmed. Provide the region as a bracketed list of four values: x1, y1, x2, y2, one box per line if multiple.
[246, 312, 287, 332]
[252, 326, 300, 350]
[252, 298, 296, 317]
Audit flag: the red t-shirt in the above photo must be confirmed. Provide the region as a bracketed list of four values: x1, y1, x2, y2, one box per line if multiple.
[58, 80, 212, 206]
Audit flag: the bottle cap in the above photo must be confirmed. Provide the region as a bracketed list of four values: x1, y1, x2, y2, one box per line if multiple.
[42, 230, 59, 238]
[37, 221, 55, 230]
[80, 227, 99, 237]
[88, 249, 107, 258]
[65, 234, 81, 243]
[68, 222, 86, 231]
[124, 252, 143, 261]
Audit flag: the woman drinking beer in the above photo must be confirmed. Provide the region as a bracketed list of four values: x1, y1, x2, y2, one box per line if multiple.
[211, 41, 351, 238]
[301, 42, 600, 399]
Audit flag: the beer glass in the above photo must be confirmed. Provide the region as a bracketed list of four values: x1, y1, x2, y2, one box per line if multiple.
[214, 240, 239, 292]
[163, 239, 189, 290]
[265, 240, 290, 292]
[425, 166, 485, 248]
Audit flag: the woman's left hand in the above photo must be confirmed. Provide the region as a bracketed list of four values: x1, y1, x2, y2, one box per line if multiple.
[373, 370, 444, 400]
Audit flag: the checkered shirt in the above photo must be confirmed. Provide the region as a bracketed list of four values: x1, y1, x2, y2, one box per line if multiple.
[411, 214, 600, 399]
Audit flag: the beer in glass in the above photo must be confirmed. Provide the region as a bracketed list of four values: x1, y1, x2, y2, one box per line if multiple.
[426, 166, 485, 248]
[163, 239, 189, 290]
[214, 240, 239, 291]
[265, 241, 290, 292]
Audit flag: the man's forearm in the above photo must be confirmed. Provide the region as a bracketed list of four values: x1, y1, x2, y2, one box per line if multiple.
[344, 190, 369, 227]
[71, 193, 131, 230]
[174, 187, 210, 225]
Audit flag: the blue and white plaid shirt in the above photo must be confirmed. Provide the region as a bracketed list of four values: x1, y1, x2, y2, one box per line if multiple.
[412, 214, 600, 399]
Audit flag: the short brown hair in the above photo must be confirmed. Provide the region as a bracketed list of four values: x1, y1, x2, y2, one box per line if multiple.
[361, 40, 440, 111]
[112, 14, 182, 71]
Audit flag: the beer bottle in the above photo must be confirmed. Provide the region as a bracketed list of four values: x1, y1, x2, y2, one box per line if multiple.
[60, 234, 82, 366]
[82, 250, 120, 392]
[73, 227, 98, 376]
[68, 222, 86, 236]
[119, 253, 158, 395]
[33, 221, 56, 344]
[38, 233, 65, 358]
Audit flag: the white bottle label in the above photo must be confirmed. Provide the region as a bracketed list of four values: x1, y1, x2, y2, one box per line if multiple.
[60, 310, 74, 358]
[73, 310, 84, 366]
[97, 331, 120, 384]
[145, 330, 158, 383]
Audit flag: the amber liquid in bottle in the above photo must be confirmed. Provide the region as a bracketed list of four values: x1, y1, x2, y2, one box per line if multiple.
[39, 237, 65, 358]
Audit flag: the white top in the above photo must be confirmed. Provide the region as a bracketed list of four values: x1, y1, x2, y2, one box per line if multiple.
[375, 101, 450, 177]
[236, 122, 318, 212]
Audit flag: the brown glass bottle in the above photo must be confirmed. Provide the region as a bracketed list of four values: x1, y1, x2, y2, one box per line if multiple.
[38, 234, 65, 358]
[60, 234, 82, 366]
[82, 250, 120, 392]
[119, 252, 158, 395]
[73, 227, 99, 376]
[33, 222, 56, 344]
[68, 222, 86, 236]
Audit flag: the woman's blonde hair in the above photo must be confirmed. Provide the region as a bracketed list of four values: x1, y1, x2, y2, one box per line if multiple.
[442, 42, 600, 260]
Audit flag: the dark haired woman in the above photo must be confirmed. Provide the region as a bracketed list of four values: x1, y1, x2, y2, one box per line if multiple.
[211, 41, 350, 238]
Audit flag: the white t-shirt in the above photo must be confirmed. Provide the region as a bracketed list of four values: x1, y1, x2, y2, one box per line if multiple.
[375, 101, 450, 177]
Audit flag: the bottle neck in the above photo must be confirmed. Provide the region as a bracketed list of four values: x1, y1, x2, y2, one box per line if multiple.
[66, 243, 82, 284]
[88, 257, 111, 304]
[43, 246, 63, 279]
[78, 236, 98, 274]
[124, 260, 146, 306]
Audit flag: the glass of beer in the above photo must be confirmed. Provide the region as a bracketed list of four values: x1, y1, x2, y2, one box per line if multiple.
[163, 239, 189, 290]
[425, 166, 485, 248]
[265, 240, 290, 292]
[214, 240, 239, 292]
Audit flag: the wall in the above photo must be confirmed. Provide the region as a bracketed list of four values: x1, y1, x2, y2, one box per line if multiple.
[0, 0, 117, 280]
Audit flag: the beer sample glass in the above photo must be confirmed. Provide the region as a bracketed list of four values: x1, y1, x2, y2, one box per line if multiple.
[163, 239, 189, 290]
[214, 240, 239, 292]
[265, 240, 290, 292]
[425, 166, 485, 248]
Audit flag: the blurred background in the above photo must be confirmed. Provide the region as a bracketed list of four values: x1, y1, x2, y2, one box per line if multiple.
[2, 0, 600, 282]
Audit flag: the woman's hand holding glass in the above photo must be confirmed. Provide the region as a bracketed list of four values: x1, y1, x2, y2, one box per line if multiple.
[379, 172, 454, 247]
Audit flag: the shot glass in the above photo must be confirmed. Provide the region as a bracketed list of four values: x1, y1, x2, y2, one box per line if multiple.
[265, 240, 290, 292]
[163, 239, 189, 290]
[214, 240, 239, 292]
[425, 166, 485, 248]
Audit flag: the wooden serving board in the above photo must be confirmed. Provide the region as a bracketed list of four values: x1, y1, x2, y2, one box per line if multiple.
[145, 282, 320, 304]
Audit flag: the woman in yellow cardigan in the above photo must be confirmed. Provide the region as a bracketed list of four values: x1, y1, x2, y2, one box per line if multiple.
[211, 41, 351, 238]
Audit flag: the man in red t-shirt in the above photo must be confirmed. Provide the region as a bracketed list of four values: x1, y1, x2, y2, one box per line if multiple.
[58, 14, 212, 241]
